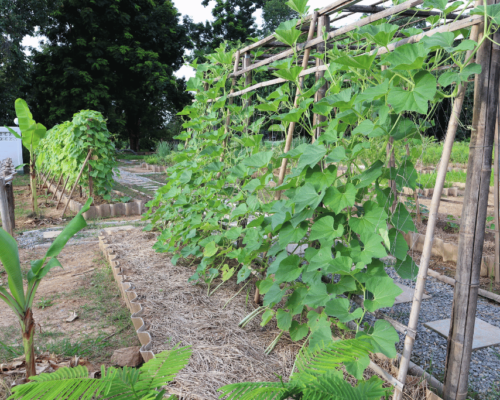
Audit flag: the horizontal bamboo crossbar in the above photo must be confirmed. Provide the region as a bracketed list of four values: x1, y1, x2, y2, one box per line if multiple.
[344, 4, 466, 19]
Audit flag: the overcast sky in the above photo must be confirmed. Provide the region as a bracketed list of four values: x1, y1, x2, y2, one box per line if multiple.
[22, 0, 365, 79]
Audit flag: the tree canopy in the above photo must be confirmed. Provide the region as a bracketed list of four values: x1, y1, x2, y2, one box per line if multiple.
[31, 0, 192, 151]
[262, 0, 298, 35]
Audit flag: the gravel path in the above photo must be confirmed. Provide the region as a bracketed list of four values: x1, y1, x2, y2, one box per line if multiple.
[114, 168, 161, 192]
[370, 267, 500, 398]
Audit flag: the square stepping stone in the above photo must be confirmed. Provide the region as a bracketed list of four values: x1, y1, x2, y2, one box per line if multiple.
[394, 283, 431, 304]
[423, 318, 500, 350]
[43, 231, 62, 239]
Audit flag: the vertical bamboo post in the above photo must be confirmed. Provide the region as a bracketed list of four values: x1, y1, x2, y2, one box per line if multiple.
[314, 15, 329, 141]
[406, 143, 421, 224]
[275, 11, 319, 200]
[51, 173, 64, 201]
[88, 164, 94, 202]
[55, 175, 70, 209]
[217, 51, 241, 180]
[243, 52, 252, 133]
[443, 20, 500, 399]
[495, 111, 499, 283]
[393, 18, 482, 400]
[62, 149, 93, 217]
[387, 138, 397, 212]
[0, 178, 13, 236]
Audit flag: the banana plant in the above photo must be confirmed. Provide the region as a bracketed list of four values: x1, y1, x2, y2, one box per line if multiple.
[0, 198, 92, 378]
[6, 99, 47, 216]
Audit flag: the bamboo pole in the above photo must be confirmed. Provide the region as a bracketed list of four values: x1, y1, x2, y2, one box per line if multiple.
[314, 15, 329, 142]
[443, 16, 500, 399]
[6, 180, 15, 230]
[495, 109, 499, 283]
[232, 0, 425, 79]
[61, 149, 93, 217]
[393, 15, 482, 400]
[55, 175, 70, 209]
[0, 178, 13, 236]
[406, 143, 421, 224]
[275, 11, 319, 200]
[243, 52, 252, 133]
[51, 173, 64, 201]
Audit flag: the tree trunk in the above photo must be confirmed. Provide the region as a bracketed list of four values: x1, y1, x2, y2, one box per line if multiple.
[127, 118, 141, 152]
[22, 308, 36, 379]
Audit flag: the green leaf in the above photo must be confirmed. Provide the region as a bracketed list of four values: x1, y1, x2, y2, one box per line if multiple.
[324, 184, 356, 214]
[391, 203, 416, 233]
[263, 283, 287, 306]
[307, 311, 333, 350]
[242, 151, 273, 168]
[421, 32, 454, 51]
[355, 80, 389, 104]
[388, 228, 409, 260]
[293, 183, 323, 213]
[286, 0, 310, 15]
[261, 309, 275, 326]
[276, 309, 293, 330]
[289, 320, 309, 341]
[46, 198, 92, 259]
[0, 228, 25, 308]
[358, 23, 399, 47]
[305, 165, 337, 191]
[353, 160, 384, 189]
[363, 274, 403, 312]
[203, 241, 218, 258]
[273, 66, 303, 82]
[356, 320, 399, 358]
[325, 298, 363, 323]
[383, 43, 430, 70]
[334, 54, 377, 70]
[278, 222, 308, 249]
[349, 202, 388, 239]
[325, 146, 347, 163]
[296, 145, 327, 172]
[310, 216, 344, 245]
[423, 0, 449, 11]
[274, 19, 302, 46]
[362, 234, 388, 261]
[438, 63, 482, 87]
[395, 255, 419, 280]
[388, 70, 436, 114]
[231, 203, 248, 219]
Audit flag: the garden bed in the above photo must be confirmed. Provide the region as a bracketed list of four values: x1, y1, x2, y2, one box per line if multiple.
[45, 179, 144, 219]
[139, 162, 167, 172]
[98, 228, 438, 400]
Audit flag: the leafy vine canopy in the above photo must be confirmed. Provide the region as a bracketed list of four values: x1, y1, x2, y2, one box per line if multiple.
[145, 0, 497, 368]
[37, 110, 117, 200]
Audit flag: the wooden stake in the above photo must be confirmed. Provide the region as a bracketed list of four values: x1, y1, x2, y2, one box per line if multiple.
[443, 9, 500, 399]
[62, 149, 93, 217]
[6, 181, 15, 231]
[243, 52, 252, 133]
[393, 13, 482, 400]
[275, 11, 319, 200]
[314, 15, 329, 141]
[494, 109, 499, 283]
[0, 178, 13, 236]
[55, 175, 70, 209]
[51, 173, 64, 202]
[406, 143, 421, 224]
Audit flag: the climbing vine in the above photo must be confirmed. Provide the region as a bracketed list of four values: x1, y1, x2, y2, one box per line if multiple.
[145, 0, 499, 382]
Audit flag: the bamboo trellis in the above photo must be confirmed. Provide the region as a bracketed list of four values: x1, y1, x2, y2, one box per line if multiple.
[202, 0, 500, 398]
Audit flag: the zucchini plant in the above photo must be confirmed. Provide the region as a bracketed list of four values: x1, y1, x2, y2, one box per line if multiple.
[144, 0, 498, 389]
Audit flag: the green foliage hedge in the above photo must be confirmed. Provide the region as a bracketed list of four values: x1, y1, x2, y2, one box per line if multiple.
[37, 110, 117, 200]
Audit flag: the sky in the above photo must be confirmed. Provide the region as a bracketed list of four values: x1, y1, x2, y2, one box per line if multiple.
[22, 0, 365, 80]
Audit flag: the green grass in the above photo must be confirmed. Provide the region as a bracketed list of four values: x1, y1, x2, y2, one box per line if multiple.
[12, 173, 30, 186]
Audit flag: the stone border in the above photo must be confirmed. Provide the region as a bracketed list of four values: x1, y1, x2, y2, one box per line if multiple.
[45, 180, 144, 219]
[402, 187, 459, 197]
[403, 232, 495, 277]
[98, 230, 155, 362]
[140, 162, 166, 172]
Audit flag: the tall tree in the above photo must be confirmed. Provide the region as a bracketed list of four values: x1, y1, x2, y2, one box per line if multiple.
[32, 0, 192, 151]
[190, 0, 264, 60]
[262, 0, 298, 36]
[0, 0, 61, 126]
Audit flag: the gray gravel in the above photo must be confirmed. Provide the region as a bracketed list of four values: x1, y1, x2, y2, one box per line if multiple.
[367, 267, 500, 398]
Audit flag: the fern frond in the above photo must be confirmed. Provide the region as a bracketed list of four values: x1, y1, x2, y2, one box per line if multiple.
[300, 370, 382, 400]
[295, 339, 372, 377]
[218, 381, 288, 400]
[104, 345, 192, 400]
[8, 366, 106, 400]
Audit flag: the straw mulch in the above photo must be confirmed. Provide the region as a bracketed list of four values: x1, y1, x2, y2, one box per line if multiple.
[105, 229, 430, 400]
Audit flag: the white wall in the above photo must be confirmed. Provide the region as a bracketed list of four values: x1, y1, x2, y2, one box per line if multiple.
[0, 127, 23, 169]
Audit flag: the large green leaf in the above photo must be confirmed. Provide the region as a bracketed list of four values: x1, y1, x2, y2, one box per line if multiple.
[471, 3, 500, 25]
[355, 80, 390, 104]
[358, 23, 399, 48]
[356, 320, 399, 358]
[334, 54, 377, 70]
[46, 198, 92, 259]
[286, 0, 309, 15]
[391, 203, 416, 233]
[438, 63, 482, 87]
[274, 19, 302, 46]
[324, 184, 356, 214]
[242, 151, 273, 168]
[325, 298, 363, 323]
[278, 221, 308, 248]
[388, 70, 436, 114]
[293, 183, 324, 213]
[309, 216, 344, 246]
[383, 43, 430, 70]
[363, 274, 402, 312]
[0, 228, 25, 308]
[348, 202, 388, 240]
[273, 66, 303, 82]
[421, 32, 454, 51]
[296, 145, 327, 172]
[353, 161, 384, 189]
